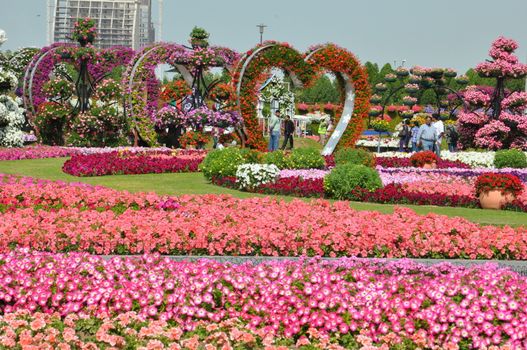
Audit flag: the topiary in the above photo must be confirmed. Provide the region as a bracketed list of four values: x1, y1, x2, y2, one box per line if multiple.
[262, 150, 291, 169]
[324, 163, 383, 200]
[494, 149, 527, 169]
[288, 147, 325, 169]
[199, 148, 247, 181]
[334, 148, 375, 167]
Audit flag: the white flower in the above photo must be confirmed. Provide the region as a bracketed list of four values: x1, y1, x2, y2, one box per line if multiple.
[235, 163, 280, 189]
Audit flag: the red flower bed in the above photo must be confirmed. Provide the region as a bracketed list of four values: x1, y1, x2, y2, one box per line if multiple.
[375, 156, 471, 169]
[213, 175, 527, 212]
[62, 150, 205, 177]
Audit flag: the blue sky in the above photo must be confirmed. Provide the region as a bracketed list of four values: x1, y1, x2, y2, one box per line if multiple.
[1, 0, 526, 72]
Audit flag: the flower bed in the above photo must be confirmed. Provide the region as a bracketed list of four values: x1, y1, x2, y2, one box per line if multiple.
[0, 146, 177, 161]
[1, 176, 527, 258]
[377, 151, 527, 168]
[1, 252, 527, 349]
[62, 150, 205, 176]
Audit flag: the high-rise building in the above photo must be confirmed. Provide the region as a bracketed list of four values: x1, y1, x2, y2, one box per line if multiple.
[51, 0, 155, 49]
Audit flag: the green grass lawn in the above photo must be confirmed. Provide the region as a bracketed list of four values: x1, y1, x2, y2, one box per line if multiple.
[0, 157, 525, 227]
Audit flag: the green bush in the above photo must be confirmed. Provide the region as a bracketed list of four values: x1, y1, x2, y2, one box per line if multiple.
[324, 164, 383, 200]
[199, 148, 247, 181]
[240, 148, 263, 164]
[334, 148, 375, 167]
[262, 150, 291, 169]
[494, 149, 527, 169]
[289, 147, 325, 169]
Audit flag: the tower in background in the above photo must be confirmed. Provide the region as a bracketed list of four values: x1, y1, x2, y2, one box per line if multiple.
[51, 0, 155, 49]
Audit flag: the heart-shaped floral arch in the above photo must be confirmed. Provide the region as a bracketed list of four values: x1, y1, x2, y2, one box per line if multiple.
[232, 42, 370, 152]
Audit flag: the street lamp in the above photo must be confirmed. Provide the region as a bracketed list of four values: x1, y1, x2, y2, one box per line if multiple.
[257, 23, 267, 44]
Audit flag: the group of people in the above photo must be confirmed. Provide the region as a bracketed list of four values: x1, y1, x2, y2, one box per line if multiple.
[268, 110, 333, 151]
[268, 110, 296, 151]
[398, 114, 458, 156]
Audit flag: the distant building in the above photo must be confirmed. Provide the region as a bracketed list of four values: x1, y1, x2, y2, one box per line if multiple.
[51, 0, 155, 49]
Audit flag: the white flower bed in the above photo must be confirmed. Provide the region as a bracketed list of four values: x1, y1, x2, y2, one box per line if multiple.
[356, 138, 399, 148]
[0, 95, 25, 148]
[375, 151, 527, 168]
[236, 163, 280, 189]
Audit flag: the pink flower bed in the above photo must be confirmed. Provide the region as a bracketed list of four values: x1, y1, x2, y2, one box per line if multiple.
[62, 150, 205, 176]
[0, 251, 527, 349]
[1, 176, 526, 258]
[0, 146, 180, 161]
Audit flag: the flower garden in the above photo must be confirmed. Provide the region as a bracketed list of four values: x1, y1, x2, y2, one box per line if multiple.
[0, 19, 527, 350]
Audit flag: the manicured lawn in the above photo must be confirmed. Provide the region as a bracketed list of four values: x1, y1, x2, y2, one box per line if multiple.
[0, 157, 525, 227]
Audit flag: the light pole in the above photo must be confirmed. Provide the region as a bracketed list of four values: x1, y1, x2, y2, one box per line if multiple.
[257, 23, 267, 44]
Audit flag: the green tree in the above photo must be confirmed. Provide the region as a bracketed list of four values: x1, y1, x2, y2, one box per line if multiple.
[364, 61, 380, 86]
[296, 75, 339, 103]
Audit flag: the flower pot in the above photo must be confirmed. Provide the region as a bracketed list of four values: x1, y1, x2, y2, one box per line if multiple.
[479, 190, 515, 210]
[422, 162, 437, 169]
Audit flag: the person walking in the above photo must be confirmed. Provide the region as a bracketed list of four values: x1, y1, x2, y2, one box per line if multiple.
[318, 117, 329, 145]
[445, 123, 459, 152]
[268, 110, 282, 151]
[281, 115, 295, 150]
[410, 121, 420, 152]
[432, 114, 445, 157]
[212, 127, 220, 149]
[398, 120, 410, 152]
[416, 116, 437, 151]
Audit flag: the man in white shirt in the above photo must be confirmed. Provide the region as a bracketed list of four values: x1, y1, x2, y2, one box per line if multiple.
[432, 114, 444, 157]
[268, 110, 281, 151]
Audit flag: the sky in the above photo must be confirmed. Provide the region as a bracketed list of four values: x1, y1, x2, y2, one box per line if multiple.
[0, 0, 526, 73]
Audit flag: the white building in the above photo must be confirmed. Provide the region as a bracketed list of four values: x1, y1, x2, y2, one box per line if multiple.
[50, 0, 155, 49]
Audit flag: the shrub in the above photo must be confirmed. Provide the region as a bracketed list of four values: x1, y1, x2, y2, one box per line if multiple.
[289, 147, 325, 169]
[262, 150, 291, 169]
[235, 163, 280, 189]
[494, 149, 527, 169]
[324, 163, 383, 200]
[240, 148, 263, 164]
[199, 148, 246, 181]
[474, 173, 524, 197]
[410, 151, 439, 167]
[334, 148, 375, 167]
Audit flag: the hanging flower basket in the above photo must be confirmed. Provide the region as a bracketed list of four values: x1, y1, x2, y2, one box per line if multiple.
[404, 84, 419, 94]
[402, 96, 417, 106]
[444, 69, 457, 78]
[375, 83, 388, 92]
[408, 75, 421, 84]
[439, 100, 449, 108]
[401, 110, 415, 118]
[455, 75, 469, 85]
[369, 107, 382, 117]
[420, 77, 434, 88]
[369, 94, 382, 104]
[396, 68, 409, 77]
[371, 119, 390, 132]
[384, 73, 397, 83]
[428, 68, 444, 79]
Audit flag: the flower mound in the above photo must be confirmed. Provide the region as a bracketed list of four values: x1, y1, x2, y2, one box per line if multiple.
[475, 173, 524, 197]
[409, 151, 439, 167]
[62, 150, 205, 177]
[1, 175, 527, 258]
[1, 252, 527, 349]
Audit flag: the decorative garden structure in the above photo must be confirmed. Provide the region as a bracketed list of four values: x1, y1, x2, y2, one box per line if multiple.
[457, 37, 527, 150]
[368, 66, 469, 126]
[122, 27, 240, 146]
[22, 19, 134, 143]
[233, 42, 370, 154]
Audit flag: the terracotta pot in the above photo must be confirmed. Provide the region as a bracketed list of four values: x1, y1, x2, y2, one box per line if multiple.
[422, 162, 437, 169]
[479, 190, 515, 210]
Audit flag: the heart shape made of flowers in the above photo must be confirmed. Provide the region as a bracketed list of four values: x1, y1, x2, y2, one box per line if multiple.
[232, 42, 371, 153]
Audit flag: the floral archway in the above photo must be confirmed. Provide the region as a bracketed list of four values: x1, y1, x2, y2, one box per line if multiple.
[305, 43, 371, 152]
[232, 42, 370, 152]
[122, 41, 240, 146]
[232, 42, 316, 150]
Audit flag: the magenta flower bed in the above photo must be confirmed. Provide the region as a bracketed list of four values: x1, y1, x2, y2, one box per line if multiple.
[1, 251, 527, 349]
[375, 156, 471, 169]
[0, 146, 78, 160]
[2, 175, 526, 258]
[62, 150, 205, 176]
